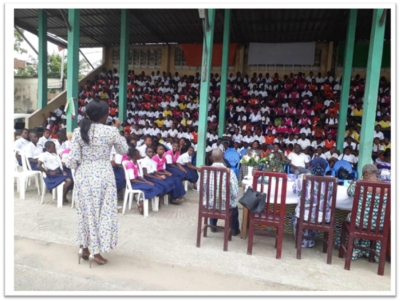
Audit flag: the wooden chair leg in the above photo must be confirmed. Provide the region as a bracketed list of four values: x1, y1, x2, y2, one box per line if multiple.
[228, 214, 232, 241]
[276, 226, 283, 259]
[344, 234, 355, 271]
[247, 217, 254, 255]
[377, 239, 387, 276]
[203, 217, 208, 237]
[327, 230, 334, 265]
[223, 222, 229, 252]
[196, 215, 202, 248]
[296, 222, 303, 259]
[369, 240, 377, 263]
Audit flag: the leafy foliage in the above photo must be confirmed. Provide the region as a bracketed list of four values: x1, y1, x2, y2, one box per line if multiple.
[14, 28, 27, 55]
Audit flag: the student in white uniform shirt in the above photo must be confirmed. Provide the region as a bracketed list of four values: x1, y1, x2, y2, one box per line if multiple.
[54, 131, 68, 155]
[177, 146, 200, 190]
[168, 125, 179, 138]
[297, 133, 311, 151]
[310, 146, 326, 161]
[164, 116, 173, 128]
[130, 124, 143, 136]
[324, 147, 339, 167]
[242, 132, 254, 144]
[288, 145, 311, 175]
[343, 136, 357, 152]
[253, 129, 265, 145]
[14, 129, 30, 159]
[149, 124, 161, 137]
[37, 129, 52, 151]
[24, 132, 43, 170]
[142, 124, 152, 136]
[138, 136, 153, 158]
[211, 139, 225, 152]
[338, 147, 358, 167]
[373, 125, 385, 141]
[232, 129, 243, 144]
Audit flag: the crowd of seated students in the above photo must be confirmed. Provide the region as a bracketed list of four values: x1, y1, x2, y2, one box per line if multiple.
[17, 67, 391, 198]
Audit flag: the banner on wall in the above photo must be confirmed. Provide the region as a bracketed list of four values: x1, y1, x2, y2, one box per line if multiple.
[248, 42, 316, 65]
[181, 44, 238, 67]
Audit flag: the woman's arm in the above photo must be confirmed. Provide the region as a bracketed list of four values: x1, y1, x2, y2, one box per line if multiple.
[65, 129, 81, 170]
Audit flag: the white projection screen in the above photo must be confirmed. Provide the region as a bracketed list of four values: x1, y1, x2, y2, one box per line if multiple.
[248, 42, 316, 65]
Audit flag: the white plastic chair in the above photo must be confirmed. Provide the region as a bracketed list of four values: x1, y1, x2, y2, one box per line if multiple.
[14, 150, 42, 200]
[184, 180, 188, 191]
[40, 155, 65, 208]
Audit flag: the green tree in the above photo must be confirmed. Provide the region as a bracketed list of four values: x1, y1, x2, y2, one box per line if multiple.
[14, 28, 27, 55]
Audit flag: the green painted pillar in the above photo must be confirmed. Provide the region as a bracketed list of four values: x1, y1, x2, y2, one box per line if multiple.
[66, 9, 80, 132]
[218, 9, 231, 137]
[336, 9, 357, 152]
[196, 9, 216, 167]
[118, 9, 130, 123]
[38, 10, 48, 109]
[357, 9, 386, 176]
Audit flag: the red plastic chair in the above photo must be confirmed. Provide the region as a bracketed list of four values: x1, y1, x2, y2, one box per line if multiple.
[338, 180, 391, 276]
[196, 166, 233, 251]
[247, 171, 288, 259]
[295, 175, 338, 264]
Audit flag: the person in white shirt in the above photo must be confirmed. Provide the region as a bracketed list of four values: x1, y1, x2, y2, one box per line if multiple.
[232, 129, 243, 144]
[338, 147, 358, 167]
[168, 125, 178, 138]
[24, 132, 43, 170]
[297, 134, 311, 151]
[164, 116, 173, 129]
[288, 145, 311, 175]
[253, 129, 265, 145]
[242, 132, 254, 144]
[138, 136, 153, 158]
[311, 138, 325, 150]
[373, 125, 385, 141]
[54, 131, 68, 155]
[130, 124, 143, 137]
[149, 125, 161, 137]
[301, 86, 313, 98]
[343, 136, 357, 151]
[54, 105, 64, 118]
[169, 98, 179, 108]
[177, 146, 200, 189]
[211, 139, 225, 152]
[14, 128, 30, 159]
[284, 134, 297, 147]
[142, 124, 152, 136]
[324, 147, 339, 167]
[249, 110, 262, 125]
[299, 124, 312, 138]
[160, 126, 169, 139]
[37, 129, 52, 150]
[310, 146, 326, 161]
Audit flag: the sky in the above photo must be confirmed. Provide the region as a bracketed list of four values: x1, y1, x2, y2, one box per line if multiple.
[14, 29, 103, 71]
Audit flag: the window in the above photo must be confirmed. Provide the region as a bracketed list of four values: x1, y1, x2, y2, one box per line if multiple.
[130, 48, 162, 69]
[174, 47, 187, 69]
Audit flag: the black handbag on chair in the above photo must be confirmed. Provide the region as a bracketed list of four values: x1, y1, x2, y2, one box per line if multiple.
[239, 187, 267, 213]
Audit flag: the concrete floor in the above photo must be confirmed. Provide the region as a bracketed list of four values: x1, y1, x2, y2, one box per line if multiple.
[13, 182, 392, 292]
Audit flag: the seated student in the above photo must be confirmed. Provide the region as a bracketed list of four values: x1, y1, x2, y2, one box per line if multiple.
[324, 146, 339, 168]
[125, 148, 161, 215]
[24, 131, 43, 170]
[109, 146, 128, 193]
[311, 124, 325, 140]
[372, 137, 384, 161]
[153, 145, 186, 204]
[177, 146, 200, 190]
[310, 146, 326, 160]
[325, 112, 338, 128]
[38, 141, 73, 205]
[343, 136, 357, 152]
[164, 142, 187, 180]
[14, 128, 30, 165]
[297, 133, 311, 152]
[288, 144, 311, 175]
[322, 134, 336, 152]
[299, 123, 312, 139]
[38, 129, 52, 151]
[338, 146, 358, 168]
[54, 131, 68, 155]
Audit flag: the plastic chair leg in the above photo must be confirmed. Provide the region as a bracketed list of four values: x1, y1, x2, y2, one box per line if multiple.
[56, 183, 64, 208]
[184, 181, 188, 191]
[128, 193, 134, 210]
[151, 197, 159, 212]
[19, 176, 26, 201]
[163, 194, 168, 206]
[40, 179, 46, 204]
[122, 191, 129, 214]
[143, 199, 149, 218]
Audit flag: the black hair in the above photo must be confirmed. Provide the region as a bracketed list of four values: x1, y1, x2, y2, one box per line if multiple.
[44, 141, 55, 149]
[127, 146, 138, 158]
[22, 128, 29, 133]
[44, 129, 51, 133]
[80, 99, 109, 144]
[383, 148, 390, 158]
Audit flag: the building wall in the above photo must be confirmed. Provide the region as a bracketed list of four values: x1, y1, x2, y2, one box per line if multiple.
[103, 42, 391, 81]
[14, 78, 66, 114]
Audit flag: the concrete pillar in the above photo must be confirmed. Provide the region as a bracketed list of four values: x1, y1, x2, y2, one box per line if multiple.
[357, 9, 386, 175]
[327, 41, 334, 72]
[336, 9, 357, 152]
[66, 9, 80, 132]
[118, 9, 130, 123]
[38, 10, 48, 109]
[196, 9, 216, 167]
[218, 9, 231, 137]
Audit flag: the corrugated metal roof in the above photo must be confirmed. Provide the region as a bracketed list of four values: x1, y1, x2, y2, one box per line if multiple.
[14, 9, 391, 48]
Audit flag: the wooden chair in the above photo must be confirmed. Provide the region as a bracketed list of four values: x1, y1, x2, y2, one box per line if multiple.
[196, 166, 233, 251]
[338, 180, 390, 276]
[296, 175, 338, 264]
[247, 171, 288, 259]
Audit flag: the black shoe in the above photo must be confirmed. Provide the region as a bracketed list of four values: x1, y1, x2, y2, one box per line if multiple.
[210, 227, 217, 233]
[232, 229, 241, 236]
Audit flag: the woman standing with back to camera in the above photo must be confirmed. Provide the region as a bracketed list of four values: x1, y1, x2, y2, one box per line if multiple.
[66, 99, 128, 267]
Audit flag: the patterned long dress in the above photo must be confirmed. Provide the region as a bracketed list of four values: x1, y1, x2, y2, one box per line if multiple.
[66, 124, 128, 254]
[334, 181, 388, 262]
